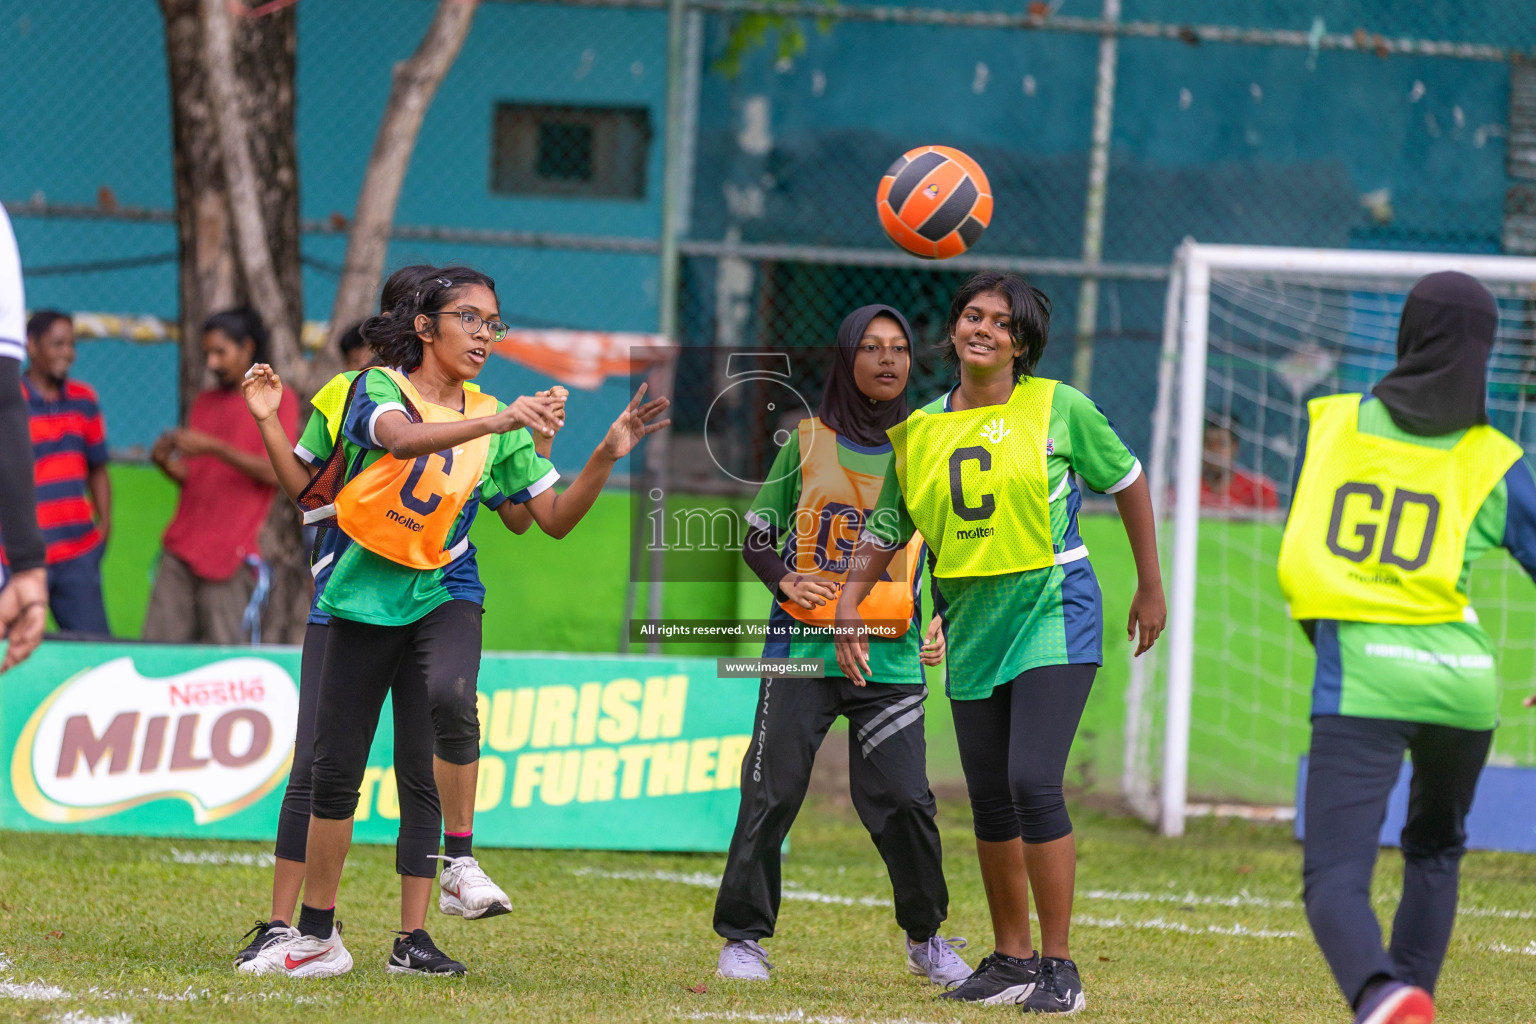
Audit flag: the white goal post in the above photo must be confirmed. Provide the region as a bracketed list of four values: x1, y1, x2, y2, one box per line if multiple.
[1127, 241, 1536, 837]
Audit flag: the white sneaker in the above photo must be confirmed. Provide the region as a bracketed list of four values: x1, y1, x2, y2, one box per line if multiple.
[716, 939, 773, 980]
[238, 926, 353, 978]
[434, 855, 512, 920]
[907, 935, 972, 988]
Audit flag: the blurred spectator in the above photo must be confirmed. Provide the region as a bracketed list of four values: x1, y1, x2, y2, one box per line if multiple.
[0, 203, 47, 672]
[143, 308, 295, 644]
[18, 311, 112, 634]
[338, 321, 373, 371]
[1201, 415, 1278, 509]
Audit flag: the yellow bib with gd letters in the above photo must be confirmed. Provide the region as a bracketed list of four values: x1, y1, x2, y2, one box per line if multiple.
[1278, 393, 1522, 624]
[887, 377, 1056, 578]
[778, 417, 921, 635]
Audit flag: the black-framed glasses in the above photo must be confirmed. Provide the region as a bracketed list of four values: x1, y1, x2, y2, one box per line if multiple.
[423, 310, 510, 343]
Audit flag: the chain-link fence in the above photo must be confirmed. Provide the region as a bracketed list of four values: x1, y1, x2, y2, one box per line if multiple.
[9, 0, 1535, 462]
[7, 0, 1536, 781]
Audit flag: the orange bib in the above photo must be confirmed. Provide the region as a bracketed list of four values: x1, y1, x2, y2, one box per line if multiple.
[778, 418, 922, 635]
[325, 368, 498, 570]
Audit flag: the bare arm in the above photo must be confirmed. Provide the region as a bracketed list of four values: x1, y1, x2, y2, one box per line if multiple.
[496, 500, 533, 535]
[521, 385, 670, 541]
[87, 463, 112, 547]
[175, 429, 280, 488]
[496, 388, 565, 536]
[1114, 473, 1166, 657]
[240, 364, 318, 501]
[372, 393, 563, 462]
[831, 534, 901, 686]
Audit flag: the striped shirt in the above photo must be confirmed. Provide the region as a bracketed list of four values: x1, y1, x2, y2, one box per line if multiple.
[20, 377, 108, 564]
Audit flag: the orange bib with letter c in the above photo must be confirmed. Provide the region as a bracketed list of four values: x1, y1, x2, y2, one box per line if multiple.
[331, 367, 499, 570]
[778, 417, 922, 635]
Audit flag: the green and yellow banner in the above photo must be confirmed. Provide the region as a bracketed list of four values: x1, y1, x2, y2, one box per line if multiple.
[0, 641, 755, 851]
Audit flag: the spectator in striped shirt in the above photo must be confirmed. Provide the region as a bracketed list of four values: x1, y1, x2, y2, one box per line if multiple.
[18, 311, 112, 635]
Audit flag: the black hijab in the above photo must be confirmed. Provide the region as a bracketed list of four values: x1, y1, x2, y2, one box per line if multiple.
[1371, 271, 1499, 436]
[817, 304, 913, 448]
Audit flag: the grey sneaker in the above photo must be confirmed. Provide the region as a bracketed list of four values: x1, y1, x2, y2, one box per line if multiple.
[907, 935, 972, 988]
[716, 939, 773, 980]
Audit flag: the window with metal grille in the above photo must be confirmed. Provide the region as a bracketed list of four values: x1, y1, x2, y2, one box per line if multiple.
[491, 103, 651, 199]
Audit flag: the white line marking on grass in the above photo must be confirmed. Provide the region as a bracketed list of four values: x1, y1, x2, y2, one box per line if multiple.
[675, 1011, 958, 1024]
[573, 869, 893, 908]
[57, 1013, 135, 1024]
[1488, 941, 1536, 956]
[1076, 915, 1300, 940]
[1080, 888, 1297, 910]
[1, 980, 69, 1000]
[1459, 905, 1536, 921]
[165, 847, 276, 867]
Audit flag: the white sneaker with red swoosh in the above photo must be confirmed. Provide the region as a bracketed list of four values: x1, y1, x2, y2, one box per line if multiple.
[238, 925, 353, 978]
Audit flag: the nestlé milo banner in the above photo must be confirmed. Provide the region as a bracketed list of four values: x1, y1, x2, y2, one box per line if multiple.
[0, 642, 755, 852]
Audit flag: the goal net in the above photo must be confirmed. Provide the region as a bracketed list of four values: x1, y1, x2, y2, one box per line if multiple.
[1125, 242, 1536, 836]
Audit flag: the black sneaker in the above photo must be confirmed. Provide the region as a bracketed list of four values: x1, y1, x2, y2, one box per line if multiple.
[1023, 956, 1085, 1014]
[936, 951, 1039, 1004]
[386, 929, 466, 976]
[234, 920, 297, 966]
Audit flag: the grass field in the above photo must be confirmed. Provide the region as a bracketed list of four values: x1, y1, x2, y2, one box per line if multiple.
[1, 800, 1535, 1023]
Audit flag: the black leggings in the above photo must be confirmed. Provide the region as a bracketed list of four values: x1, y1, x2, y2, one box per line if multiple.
[275, 622, 441, 877]
[310, 600, 483, 822]
[1303, 714, 1491, 1008]
[950, 663, 1096, 844]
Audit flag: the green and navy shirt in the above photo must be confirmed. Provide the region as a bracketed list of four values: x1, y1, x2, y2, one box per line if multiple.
[1296, 397, 1536, 731]
[309, 369, 557, 627]
[748, 428, 926, 686]
[864, 381, 1141, 700]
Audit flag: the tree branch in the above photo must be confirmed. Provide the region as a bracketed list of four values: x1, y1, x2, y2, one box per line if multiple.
[328, 0, 479, 342]
[199, 0, 302, 376]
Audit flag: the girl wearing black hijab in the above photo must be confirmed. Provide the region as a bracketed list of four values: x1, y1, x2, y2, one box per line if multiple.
[712, 305, 968, 988]
[1279, 271, 1536, 1024]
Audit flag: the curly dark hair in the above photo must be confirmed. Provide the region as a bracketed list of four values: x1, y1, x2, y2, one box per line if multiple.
[939, 271, 1052, 383]
[361, 266, 498, 371]
[379, 264, 440, 316]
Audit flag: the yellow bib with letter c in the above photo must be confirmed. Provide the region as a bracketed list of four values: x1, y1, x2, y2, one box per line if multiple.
[886, 377, 1057, 578]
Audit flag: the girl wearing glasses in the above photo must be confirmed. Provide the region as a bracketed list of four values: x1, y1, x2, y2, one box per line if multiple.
[235, 265, 564, 972]
[241, 267, 670, 978]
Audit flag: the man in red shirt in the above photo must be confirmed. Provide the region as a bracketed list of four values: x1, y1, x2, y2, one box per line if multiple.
[1200, 416, 1279, 510]
[143, 309, 295, 644]
[15, 311, 113, 634]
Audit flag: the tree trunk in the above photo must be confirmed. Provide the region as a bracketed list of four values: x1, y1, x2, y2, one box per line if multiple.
[328, 0, 479, 341]
[161, 0, 309, 643]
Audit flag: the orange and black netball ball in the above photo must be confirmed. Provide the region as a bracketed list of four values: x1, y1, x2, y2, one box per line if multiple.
[876, 145, 993, 260]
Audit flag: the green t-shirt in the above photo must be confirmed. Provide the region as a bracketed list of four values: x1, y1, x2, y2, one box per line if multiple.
[866, 381, 1140, 699]
[1308, 398, 1536, 731]
[315, 370, 557, 626]
[749, 429, 924, 686]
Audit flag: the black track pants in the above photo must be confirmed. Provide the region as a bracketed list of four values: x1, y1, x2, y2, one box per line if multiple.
[274, 622, 442, 877]
[1303, 714, 1491, 1008]
[950, 663, 1096, 844]
[310, 601, 483, 824]
[713, 677, 948, 942]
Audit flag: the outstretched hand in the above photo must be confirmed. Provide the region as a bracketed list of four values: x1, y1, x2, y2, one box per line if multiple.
[1525, 694, 1536, 708]
[241, 363, 285, 422]
[601, 383, 671, 461]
